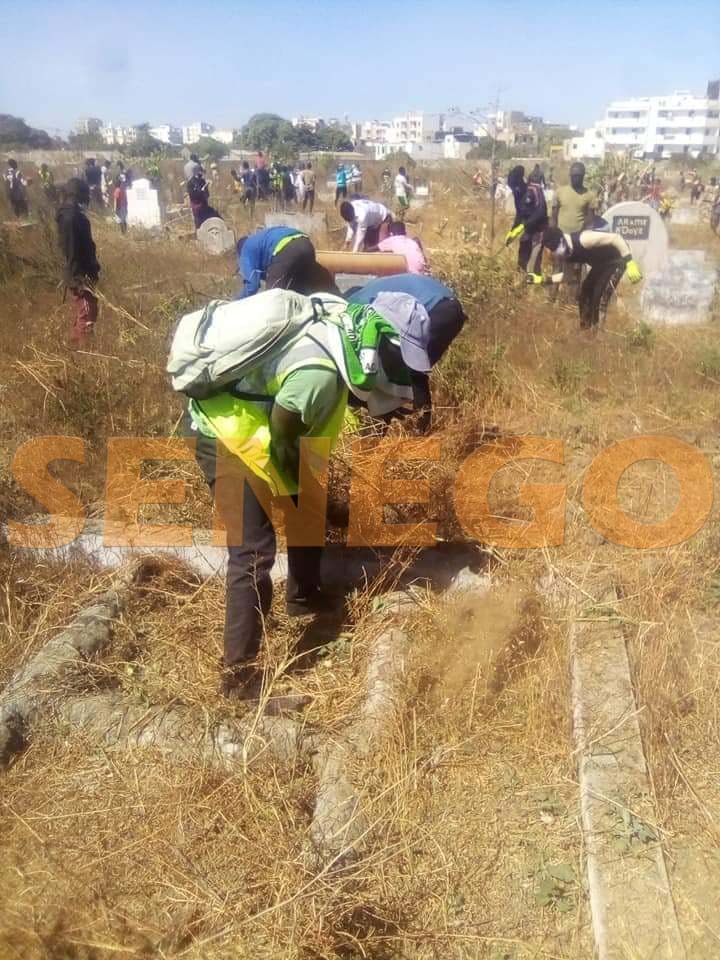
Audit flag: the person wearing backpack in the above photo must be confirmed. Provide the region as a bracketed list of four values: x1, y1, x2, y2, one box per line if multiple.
[171, 291, 426, 701]
[236, 226, 328, 299]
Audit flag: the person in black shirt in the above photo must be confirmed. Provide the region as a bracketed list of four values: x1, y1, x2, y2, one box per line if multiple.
[56, 178, 101, 342]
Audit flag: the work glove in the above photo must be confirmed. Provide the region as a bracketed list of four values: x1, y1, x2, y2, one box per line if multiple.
[505, 223, 525, 246]
[625, 259, 643, 284]
[526, 272, 545, 285]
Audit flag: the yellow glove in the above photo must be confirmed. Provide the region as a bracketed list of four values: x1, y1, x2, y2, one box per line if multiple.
[625, 259, 643, 284]
[505, 223, 525, 245]
[526, 273, 545, 285]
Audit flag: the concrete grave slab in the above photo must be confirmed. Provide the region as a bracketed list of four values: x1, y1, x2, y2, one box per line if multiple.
[670, 206, 701, 226]
[264, 211, 327, 235]
[641, 249, 717, 325]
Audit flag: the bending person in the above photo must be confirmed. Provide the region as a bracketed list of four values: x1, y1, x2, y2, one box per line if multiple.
[530, 225, 643, 328]
[236, 227, 333, 299]
[340, 199, 392, 253]
[348, 273, 465, 430]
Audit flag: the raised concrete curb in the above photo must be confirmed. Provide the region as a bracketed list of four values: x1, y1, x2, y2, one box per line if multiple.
[569, 586, 686, 960]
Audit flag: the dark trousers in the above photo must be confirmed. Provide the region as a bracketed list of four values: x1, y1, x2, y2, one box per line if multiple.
[266, 237, 317, 294]
[195, 434, 323, 666]
[335, 185, 347, 204]
[302, 189, 315, 213]
[427, 298, 466, 365]
[577, 262, 618, 327]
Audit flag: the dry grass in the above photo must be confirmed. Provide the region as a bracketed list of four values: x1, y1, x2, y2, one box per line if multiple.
[2, 165, 720, 956]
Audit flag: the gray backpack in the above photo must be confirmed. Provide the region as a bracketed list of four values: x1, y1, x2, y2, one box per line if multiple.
[167, 288, 321, 399]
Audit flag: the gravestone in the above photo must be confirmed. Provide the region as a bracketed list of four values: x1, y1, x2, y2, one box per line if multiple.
[602, 201, 669, 276]
[641, 250, 718, 325]
[264, 211, 327, 236]
[126, 177, 161, 229]
[197, 217, 236, 255]
[671, 206, 701, 226]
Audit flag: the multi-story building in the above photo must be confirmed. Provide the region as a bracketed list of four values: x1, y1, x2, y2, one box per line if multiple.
[357, 112, 446, 157]
[352, 120, 392, 144]
[182, 122, 214, 144]
[101, 124, 138, 146]
[291, 116, 325, 131]
[389, 112, 443, 146]
[601, 83, 720, 158]
[75, 117, 103, 137]
[148, 123, 182, 145]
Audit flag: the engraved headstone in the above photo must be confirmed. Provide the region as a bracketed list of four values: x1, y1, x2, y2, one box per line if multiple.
[602, 201, 669, 276]
[196, 216, 236, 255]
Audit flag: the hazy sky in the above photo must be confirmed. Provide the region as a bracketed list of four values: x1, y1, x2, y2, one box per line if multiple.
[1, 0, 718, 136]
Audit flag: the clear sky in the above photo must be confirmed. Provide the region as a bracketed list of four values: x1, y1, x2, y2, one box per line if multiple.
[1, 0, 718, 136]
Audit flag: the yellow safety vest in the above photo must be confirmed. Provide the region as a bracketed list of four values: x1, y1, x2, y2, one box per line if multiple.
[189, 323, 347, 496]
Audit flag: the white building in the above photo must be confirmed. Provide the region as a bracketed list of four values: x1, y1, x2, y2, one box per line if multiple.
[602, 87, 720, 158]
[291, 116, 325, 131]
[182, 122, 215, 144]
[101, 124, 138, 146]
[390, 112, 443, 146]
[564, 123, 606, 161]
[212, 129, 236, 145]
[149, 123, 182, 145]
[354, 120, 392, 144]
[372, 140, 444, 161]
[75, 117, 103, 137]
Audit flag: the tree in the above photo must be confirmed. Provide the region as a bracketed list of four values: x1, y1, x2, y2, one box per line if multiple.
[68, 132, 106, 151]
[315, 125, 354, 152]
[239, 113, 297, 154]
[192, 137, 228, 163]
[0, 114, 53, 149]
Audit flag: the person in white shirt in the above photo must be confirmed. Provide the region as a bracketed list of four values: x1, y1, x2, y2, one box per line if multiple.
[394, 166, 412, 216]
[340, 199, 392, 252]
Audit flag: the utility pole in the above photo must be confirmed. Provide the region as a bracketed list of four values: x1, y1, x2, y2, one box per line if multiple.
[488, 90, 502, 244]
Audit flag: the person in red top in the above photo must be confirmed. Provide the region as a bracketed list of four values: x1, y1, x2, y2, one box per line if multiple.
[113, 175, 128, 234]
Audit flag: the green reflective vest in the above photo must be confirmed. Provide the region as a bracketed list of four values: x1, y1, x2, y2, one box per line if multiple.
[189, 322, 347, 496]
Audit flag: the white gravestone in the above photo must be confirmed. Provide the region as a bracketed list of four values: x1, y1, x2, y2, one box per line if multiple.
[196, 217, 236, 255]
[602, 201, 669, 276]
[126, 177, 161, 229]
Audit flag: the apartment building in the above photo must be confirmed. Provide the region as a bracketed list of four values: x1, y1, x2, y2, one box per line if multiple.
[182, 122, 215, 144]
[602, 84, 720, 158]
[148, 123, 182, 145]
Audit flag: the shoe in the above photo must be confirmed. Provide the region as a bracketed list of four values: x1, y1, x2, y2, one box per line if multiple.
[221, 663, 264, 700]
[286, 589, 344, 619]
